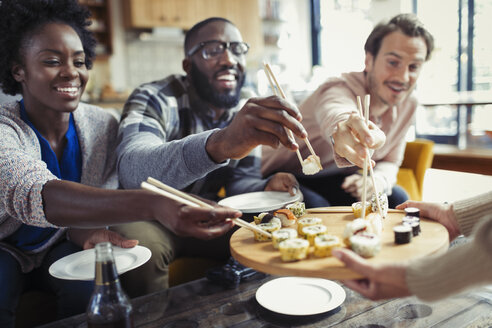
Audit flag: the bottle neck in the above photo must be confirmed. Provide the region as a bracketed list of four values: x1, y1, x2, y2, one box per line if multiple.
[95, 259, 120, 286]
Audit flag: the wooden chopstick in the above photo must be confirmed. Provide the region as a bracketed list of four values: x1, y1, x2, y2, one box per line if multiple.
[263, 62, 322, 170]
[356, 95, 384, 218]
[307, 207, 404, 214]
[143, 178, 272, 238]
[147, 177, 211, 208]
[263, 63, 304, 165]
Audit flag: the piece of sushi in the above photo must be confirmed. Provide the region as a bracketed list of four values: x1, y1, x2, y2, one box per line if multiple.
[404, 207, 420, 218]
[371, 192, 389, 217]
[274, 209, 297, 227]
[297, 217, 322, 235]
[342, 218, 369, 246]
[403, 217, 420, 236]
[278, 238, 310, 262]
[349, 232, 381, 258]
[302, 155, 321, 175]
[314, 234, 341, 257]
[286, 201, 306, 218]
[253, 221, 281, 242]
[253, 212, 276, 225]
[271, 228, 298, 249]
[302, 224, 328, 245]
[394, 224, 412, 244]
[366, 212, 383, 236]
[351, 201, 372, 218]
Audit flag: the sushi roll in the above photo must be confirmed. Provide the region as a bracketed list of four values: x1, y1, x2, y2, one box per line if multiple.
[403, 217, 420, 236]
[302, 224, 328, 245]
[366, 212, 383, 236]
[297, 217, 323, 235]
[371, 192, 389, 217]
[393, 224, 412, 244]
[278, 238, 310, 262]
[271, 228, 298, 249]
[314, 235, 341, 257]
[253, 212, 275, 225]
[349, 232, 381, 258]
[286, 201, 306, 218]
[404, 207, 420, 218]
[342, 218, 369, 246]
[302, 155, 321, 175]
[351, 201, 372, 218]
[253, 221, 281, 242]
[274, 209, 297, 227]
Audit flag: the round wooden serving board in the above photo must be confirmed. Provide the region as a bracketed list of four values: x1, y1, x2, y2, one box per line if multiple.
[230, 208, 449, 279]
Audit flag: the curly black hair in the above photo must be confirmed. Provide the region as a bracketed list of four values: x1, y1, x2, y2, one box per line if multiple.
[0, 0, 97, 95]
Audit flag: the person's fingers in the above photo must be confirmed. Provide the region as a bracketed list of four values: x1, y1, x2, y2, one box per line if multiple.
[347, 115, 375, 148]
[341, 279, 372, 297]
[332, 248, 375, 278]
[106, 230, 139, 248]
[251, 96, 303, 121]
[243, 99, 307, 138]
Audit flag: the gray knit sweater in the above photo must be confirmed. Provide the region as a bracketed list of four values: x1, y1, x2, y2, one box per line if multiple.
[0, 101, 118, 272]
[407, 190, 492, 301]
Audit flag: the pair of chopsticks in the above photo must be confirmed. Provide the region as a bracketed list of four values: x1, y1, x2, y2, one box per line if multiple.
[356, 95, 384, 218]
[141, 177, 272, 238]
[306, 207, 403, 214]
[263, 62, 322, 171]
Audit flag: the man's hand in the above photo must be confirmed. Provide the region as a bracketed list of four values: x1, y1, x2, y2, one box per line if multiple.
[341, 172, 386, 200]
[396, 201, 461, 241]
[332, 248, 411, 300]
[265, 172, 299, 196]
[332, 113, 385, 168]
[206, 96, 308, 163]
[68, 229, 139, 250]
[152, 194, 242, 240]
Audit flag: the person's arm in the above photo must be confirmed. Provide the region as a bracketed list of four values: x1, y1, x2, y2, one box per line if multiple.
[117, 95, 228, 190]
[452, 190, 492, 236]
[406, 215, 492, 301]
[42, 180, 241, 241]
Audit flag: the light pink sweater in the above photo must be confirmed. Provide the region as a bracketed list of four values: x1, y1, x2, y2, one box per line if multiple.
[262, 71, 417, 192]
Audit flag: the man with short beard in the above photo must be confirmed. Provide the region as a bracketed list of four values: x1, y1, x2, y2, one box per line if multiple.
[113, 17, 322, 297]
[263, 14, 435, 209]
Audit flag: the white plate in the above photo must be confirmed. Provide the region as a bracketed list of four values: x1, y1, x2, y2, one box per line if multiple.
[49, 245, 151, 281]
[255, 277, 346, 315]
[218, 191, 301, 213]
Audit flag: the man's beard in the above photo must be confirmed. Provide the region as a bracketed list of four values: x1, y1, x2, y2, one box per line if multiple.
[190, 62, 245, 109]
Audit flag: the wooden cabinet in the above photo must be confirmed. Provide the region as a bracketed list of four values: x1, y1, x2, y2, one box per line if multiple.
[80, 0, 113, 56]
[123, 0, 263, 56]
[123, 0, 197, 29]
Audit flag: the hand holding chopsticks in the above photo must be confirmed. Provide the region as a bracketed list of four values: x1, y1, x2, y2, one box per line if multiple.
[263, 62, 322, 173]
[141, 177, 272, 238]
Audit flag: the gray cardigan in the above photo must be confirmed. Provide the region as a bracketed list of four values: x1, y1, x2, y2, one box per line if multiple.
[0, 101, 118, 272]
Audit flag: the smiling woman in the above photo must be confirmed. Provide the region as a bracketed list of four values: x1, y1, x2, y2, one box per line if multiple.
[0, 1, 243, 327]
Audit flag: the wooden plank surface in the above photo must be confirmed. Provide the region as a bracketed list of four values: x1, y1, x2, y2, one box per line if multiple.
[230, 208, 449, 279]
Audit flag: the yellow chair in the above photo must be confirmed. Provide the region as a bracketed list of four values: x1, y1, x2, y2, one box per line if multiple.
[396, 139, 435, 200]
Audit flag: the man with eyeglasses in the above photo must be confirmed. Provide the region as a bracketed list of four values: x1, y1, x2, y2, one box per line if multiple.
[112, 17, 323, 297]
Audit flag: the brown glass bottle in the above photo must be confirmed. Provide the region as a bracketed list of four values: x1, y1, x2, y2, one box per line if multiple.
[86, 242, 134, 328]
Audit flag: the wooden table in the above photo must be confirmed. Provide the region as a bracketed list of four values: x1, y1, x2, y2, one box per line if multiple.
[40, 269, 492, 327]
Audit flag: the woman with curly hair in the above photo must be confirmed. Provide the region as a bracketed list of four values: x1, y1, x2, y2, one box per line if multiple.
[0, 1, 241, 326]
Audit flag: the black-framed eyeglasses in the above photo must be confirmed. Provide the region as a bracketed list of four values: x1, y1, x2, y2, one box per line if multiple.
[187, 40, 250, 60]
